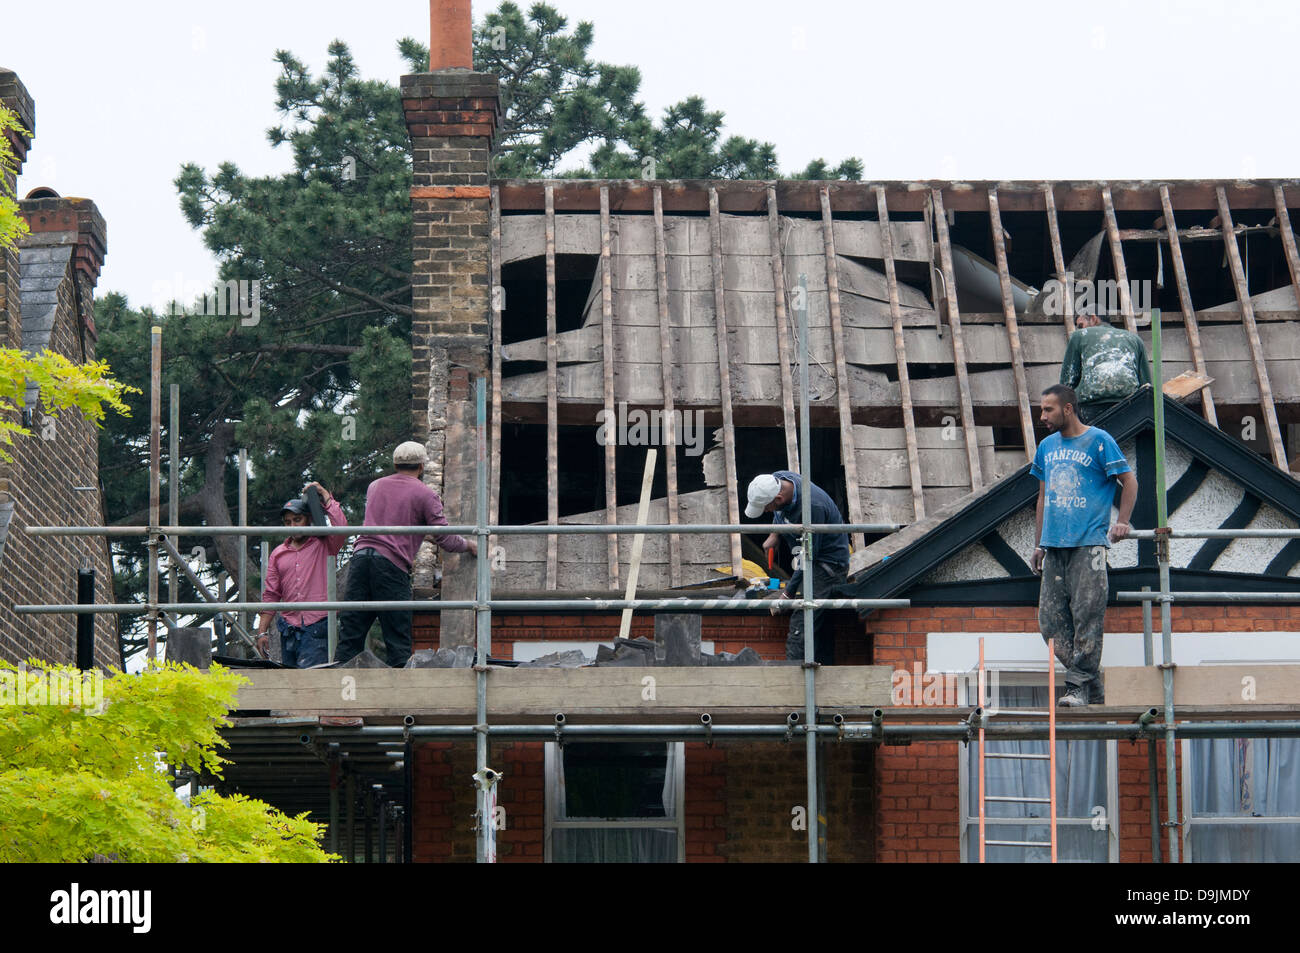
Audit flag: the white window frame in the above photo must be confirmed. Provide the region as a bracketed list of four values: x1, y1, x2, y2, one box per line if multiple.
[543, 742, 686, 863]
[1179, 737, 1300, 862]
[956, 667, 1119, 863]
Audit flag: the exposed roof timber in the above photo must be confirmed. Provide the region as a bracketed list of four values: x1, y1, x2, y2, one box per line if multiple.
[496, 180, 1300, 214]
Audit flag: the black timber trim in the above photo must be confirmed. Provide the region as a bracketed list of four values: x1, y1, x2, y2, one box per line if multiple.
[901, 567, 1300, 607]
[1187, 493, 1262, 572]
[846, 387, 1300, 607]
[1265, 540, 1300, 577]
[1167, 457, 1211, 513]
[981, 531, 1032, 576]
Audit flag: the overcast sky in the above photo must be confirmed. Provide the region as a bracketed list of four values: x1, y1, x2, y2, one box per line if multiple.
[6, 0, 1298, 307]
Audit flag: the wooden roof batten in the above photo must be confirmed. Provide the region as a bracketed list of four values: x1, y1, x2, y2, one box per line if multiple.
[495, 178, 1300, 214]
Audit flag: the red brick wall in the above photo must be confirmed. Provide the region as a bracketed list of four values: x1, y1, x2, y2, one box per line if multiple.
[0, 232, 117, 670]
[869, 603, 1300, 863]
[409, 610, 873, 862]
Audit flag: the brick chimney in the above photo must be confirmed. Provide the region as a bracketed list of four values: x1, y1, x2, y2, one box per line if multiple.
[18, 194, 108, 344]
[403, 0, 501, 637]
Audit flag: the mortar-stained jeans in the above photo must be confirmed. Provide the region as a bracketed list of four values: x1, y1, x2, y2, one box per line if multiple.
[1038, 546, 1107, 696]
[786, 562, 848, 666]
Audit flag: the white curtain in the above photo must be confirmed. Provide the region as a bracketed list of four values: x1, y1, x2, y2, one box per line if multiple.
[552, 743, 678, 863]
[967, 684, 1109, 862]
[1188, 738, 1300, 862]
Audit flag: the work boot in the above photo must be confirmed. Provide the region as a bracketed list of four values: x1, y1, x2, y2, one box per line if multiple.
[1089, 677, 1105, 705]
[1057, 685, 1090, 708]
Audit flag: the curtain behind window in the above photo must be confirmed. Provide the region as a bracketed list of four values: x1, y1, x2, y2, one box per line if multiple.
[553, 743, 678, 863]
[966, 684, 1108, 862]
[1188, 738, 1300, 862]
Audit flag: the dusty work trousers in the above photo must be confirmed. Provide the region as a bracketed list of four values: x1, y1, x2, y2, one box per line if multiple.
[1038, 546, 1107, 698]
[786, 562, 848, 666]
[337, 548, 413, 667]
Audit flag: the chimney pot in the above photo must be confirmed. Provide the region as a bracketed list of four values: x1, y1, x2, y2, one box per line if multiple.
[429, 0, 474, 71]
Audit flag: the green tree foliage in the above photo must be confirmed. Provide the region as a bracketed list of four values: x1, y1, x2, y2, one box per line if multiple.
[0, 660, 333, 862]
[0, 348, 138, 463]
[0, 105, 30, 249]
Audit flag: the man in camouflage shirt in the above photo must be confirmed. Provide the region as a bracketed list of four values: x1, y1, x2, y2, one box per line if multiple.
[1059, 310, 1151, 423]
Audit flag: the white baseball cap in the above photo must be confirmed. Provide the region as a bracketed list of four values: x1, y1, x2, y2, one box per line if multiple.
[393, 441, 428, 466]
[745, 474, 782, 518]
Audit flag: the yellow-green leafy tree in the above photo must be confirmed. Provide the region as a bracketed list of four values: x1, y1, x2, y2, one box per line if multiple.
[0, 660, 335, 862]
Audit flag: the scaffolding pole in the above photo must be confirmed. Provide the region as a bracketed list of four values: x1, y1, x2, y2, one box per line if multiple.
[255, 720, 1300, 742]
[16, 597, 910, 615]
[474, 378, 497, 864]
[1153, 308, 1179, 864]
[25, 523, 904, 538]
[147, 326, 161, 660]
[798, 273, 819, 864]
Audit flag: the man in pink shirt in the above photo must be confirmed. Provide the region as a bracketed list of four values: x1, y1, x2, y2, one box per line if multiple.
[256, 481, 347, 668]
[337, 442, 478, 667]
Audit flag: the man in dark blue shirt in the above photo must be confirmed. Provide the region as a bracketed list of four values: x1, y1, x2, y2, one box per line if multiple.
[746, 471, 850, 664]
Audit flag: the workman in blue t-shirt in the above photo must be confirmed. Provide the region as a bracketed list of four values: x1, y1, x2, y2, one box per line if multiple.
[747, 470, 850, 665]
[1030, 384, 1138, 706]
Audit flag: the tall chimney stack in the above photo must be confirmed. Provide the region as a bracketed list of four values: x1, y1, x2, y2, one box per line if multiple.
[404, 0, 500, 642]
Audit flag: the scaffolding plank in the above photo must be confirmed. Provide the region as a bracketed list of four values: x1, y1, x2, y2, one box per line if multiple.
[1159, 185, 1217, 426]
[709, 189, 744, 576]
[1106, 664, 1300, 709]
[1042, 183, 1075, 335]
[987, 188, 1037, 462]
[875, 186, 925, 520]
[600, 187, 619, 587]
[768, 186, 800, 470]
[930, 188, 984, 491]
[234, 665, 896, 717]
[821, 188, 866, 546]
[545, 185, 559, 589]
[1101, 185, 1139, 333]
[490, 186, 503, 527]
[653, 187, 682, 587]
[1215, 186, 1288, 469]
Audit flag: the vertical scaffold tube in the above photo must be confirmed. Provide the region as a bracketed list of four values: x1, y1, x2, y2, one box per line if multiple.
[475, 378, 495, 863]
[798, 273, 818, 864]
[1152, 309, 1179, 863]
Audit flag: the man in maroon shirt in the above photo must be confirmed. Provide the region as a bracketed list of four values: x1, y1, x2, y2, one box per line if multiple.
[337, 441, 478, 667]
[256, 482, 347, 667]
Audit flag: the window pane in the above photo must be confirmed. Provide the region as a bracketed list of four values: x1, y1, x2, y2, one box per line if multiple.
[561, 743, 673, 819]
[1187, 738, 1300, 862]
[553, 828, 678, 863]
[966, 685, 1107, 819]
[965, 825, 1108, 863]
[1188, 824, 1300, 863]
